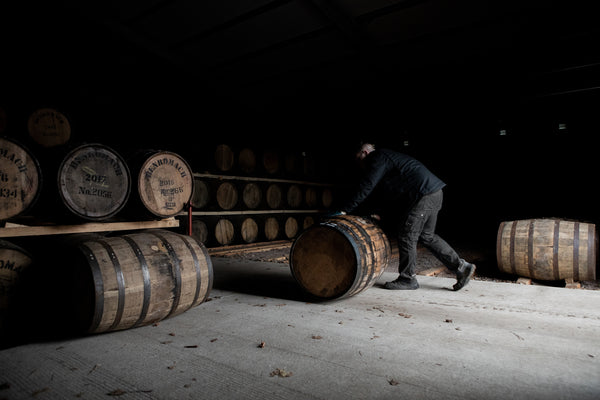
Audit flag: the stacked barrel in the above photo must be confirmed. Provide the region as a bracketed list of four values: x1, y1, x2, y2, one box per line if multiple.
[183, 144, 335, 247]
[0, 107, 195, 223]
[0, 107, 214, 340]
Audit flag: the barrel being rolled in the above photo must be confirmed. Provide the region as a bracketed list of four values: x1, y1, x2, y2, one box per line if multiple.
[71, 230, 213, 334]
[496, 218, 597, 281]
[290, 215, 391, 300]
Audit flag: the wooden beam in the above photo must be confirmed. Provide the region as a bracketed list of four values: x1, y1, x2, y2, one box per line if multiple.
[0, 218, 179, 238]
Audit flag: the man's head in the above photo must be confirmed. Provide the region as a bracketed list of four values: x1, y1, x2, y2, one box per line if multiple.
[355, 143, 375, 161]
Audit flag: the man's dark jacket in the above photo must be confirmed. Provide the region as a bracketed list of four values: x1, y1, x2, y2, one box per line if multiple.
[341, 149, 446, 216]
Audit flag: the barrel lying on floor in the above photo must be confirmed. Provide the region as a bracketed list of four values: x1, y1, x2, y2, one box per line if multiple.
[496, 218, 597, 281]
[71, 229, 213, 334]
[289, 215, 392, 300]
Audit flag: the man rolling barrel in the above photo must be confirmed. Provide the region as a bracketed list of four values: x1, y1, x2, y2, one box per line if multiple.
[330, 143, 476, 291]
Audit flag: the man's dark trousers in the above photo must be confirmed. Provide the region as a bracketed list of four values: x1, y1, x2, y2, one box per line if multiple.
[396, 190, 462, 281]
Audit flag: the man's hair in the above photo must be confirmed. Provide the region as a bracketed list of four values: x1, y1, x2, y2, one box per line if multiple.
[357, 142, 376, 153]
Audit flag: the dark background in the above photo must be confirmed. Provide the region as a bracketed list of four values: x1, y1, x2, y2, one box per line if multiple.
[2, 0, 599, 249]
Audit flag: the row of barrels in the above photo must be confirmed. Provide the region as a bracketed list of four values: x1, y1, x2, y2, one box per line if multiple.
[0, 136, 194, 222]
[208, 143, 321, 179]
[0, 108, 329, 181]
[0, 230, 213, 343]
[291, 216, 598, 301]
[182, 214, 317, 247]
[3, 214, 595, 348]
[191, 176, 334, 211]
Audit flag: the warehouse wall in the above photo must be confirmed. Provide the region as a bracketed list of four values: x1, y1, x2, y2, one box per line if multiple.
[2, 2, 599, 252]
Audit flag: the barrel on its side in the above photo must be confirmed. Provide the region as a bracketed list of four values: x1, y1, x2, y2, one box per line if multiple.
[58, 143, 131, 220]
[290, 215, 391, 300]
[0, 239, 34, 334]
[131, 150, 194, 218]
[27, 108, 71, 148]
[0, 137, 42, 221]
[72, 230, 213, 334]
[496, 218, 597, 281]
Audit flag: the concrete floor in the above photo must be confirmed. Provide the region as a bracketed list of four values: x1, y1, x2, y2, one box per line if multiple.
[1, 257, 599, 400]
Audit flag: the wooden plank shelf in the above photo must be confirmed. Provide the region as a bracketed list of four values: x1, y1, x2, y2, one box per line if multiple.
[193, 172, 333, 187]
[0, 217, 179, 238]
[180, 209, 324, 217]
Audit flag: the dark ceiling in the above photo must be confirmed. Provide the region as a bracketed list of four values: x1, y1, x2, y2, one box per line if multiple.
[3, 0, 600, 148]
[3, 0, 600, 239]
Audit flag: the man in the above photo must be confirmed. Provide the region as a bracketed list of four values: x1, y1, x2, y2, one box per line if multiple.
[332, 143, 476, 291]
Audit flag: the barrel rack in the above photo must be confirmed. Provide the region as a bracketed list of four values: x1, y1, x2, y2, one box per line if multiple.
[0, 217, 179, 238]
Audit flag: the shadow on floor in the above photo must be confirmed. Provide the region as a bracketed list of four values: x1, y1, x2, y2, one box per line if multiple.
[211, 258, 309, 302]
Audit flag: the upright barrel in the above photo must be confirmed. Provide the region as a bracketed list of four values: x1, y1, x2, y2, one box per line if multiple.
[72, 230, 213, 334]
[496, 218, 597, 281]
[0, 137, 42, 220]
[57, 143, 131, 220]
[290, 215, 391, 300]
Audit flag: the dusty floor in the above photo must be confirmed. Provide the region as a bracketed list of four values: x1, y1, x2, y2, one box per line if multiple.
[210, 241, 600, 291]
[1, 257, 599, 400]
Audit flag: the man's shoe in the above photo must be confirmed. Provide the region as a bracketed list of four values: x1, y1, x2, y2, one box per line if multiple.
[384, 278, 419, 290]
[453, 260, 476, 291]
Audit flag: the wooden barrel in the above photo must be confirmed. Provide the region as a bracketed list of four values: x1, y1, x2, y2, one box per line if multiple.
[265, 184, 282, 209]
[215, 218, 235, 245]
[241, 217, 259, 243]
[191, 218, 209, 244]
[238, 148, 256, 174]
[284, 216, 299, 239]
[0, 137, 42, 221]
[305, 187, 318, 208]
[262, 149, 280, 175]
[0, 239, 34, 333]
[191, 179, 210, 209]
[215, 144, 234, 172]
[216, 182, 238, 210]
[71, 230, 213, 334]
[132, 150, 194, 218]
[242, 182, 262, 209]
[302, 215, 314, 230]
[57, 143, 131, 221]
[496, 218, 597, 281]
[264, 217, 280, 241]
[286, 184, 302, 208]
[284, 152, 301, 176]
[290, 215, 391, 300]
[27, 108, 71, 148]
